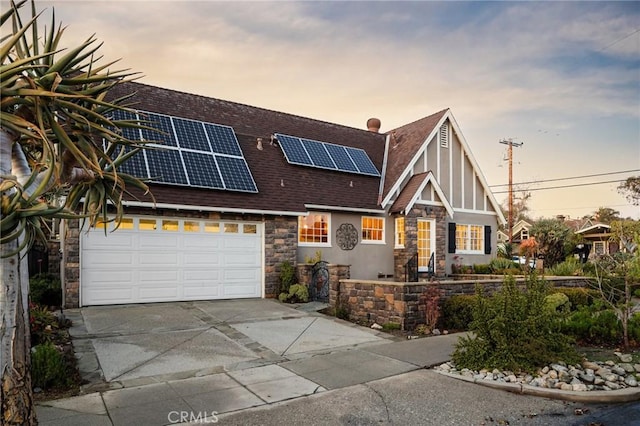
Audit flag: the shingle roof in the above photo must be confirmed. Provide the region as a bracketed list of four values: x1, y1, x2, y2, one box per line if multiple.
[382, 109, 448, 199]
[109, 82, 387, 213]
[389, 172, 430, 214]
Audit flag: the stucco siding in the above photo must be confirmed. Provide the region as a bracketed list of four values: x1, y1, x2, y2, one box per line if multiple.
[297, 212, 394, 280]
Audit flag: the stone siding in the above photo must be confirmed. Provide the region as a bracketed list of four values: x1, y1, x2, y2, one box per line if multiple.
[332, 276, 594, 331]
[393, 206, 447, 281]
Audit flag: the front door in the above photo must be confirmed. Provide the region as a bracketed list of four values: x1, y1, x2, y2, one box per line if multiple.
[417, 219, 436, 273]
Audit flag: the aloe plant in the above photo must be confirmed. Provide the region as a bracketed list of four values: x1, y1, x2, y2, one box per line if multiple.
[1, 1, 153, 422]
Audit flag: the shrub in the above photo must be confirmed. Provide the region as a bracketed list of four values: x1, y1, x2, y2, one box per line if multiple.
[30, 273, 62, 307]
[278, 261, 296, 294]
[546, 257, 583, 276]
[489, 258, 518, 274]
[550, 287, 598, 310]
[452, 274, 579, 373]
[30, 303, 60, 346]
[441, 295, 477, 331]
[472, 264, 492, 275]
[279, 284, 309, 303]
[544, 292, 570, 314]
[31, 342, 70, 390]
[561, 304, 623, 346]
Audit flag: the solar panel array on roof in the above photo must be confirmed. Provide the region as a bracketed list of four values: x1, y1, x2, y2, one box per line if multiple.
[108, 109, 257, 193]
[275, 133, 380, 177]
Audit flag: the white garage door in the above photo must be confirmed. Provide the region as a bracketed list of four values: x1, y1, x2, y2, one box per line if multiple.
[81, 217, 262, 306]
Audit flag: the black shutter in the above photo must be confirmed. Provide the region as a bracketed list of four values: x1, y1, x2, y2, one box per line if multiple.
[484, 225, 492, 254]
[448, 223, 456, 253]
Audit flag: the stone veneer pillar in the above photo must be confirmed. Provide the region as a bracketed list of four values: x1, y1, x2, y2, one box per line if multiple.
[393, 206, 447, 281]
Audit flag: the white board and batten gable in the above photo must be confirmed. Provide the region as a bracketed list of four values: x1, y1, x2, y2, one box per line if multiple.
[382, 109, 507, 226]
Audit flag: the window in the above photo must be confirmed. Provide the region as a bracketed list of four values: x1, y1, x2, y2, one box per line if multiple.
[184, 221, 200, 232]
[204, 222, 220, 233]
[455, 224, 484, 253]
[594, 241, 605, 256]
[139, 218, 157, 231]
[162, 220, 179, 231]
[224, 223, 238, 233]
[299, 213, 330, 245]
[362, 216, 384, 243]
[243, 224, 257, 234]
[395, 217, 405, 248]
[521, 229, 529, 240]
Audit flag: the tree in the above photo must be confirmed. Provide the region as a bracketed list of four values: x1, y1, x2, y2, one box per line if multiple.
[530, 218, 573, 268]
[618, 176, 640, 206]
[1, 2, 151, 423]
[591, 207, 621, 224]
[591, 221, 640, 350]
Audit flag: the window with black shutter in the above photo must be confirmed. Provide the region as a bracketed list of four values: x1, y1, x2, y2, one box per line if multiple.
[448, 222, 456, 253]
[484, 226, 492, 254]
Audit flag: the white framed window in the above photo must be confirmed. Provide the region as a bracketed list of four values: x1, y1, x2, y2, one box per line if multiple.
[362, 216, 385, 244]
[521, 229, 529, 240]
[299, 213, 331, 246]
[395, 217, 405, 248]
[455, 224, 484, 254]
[594, 241, 606, 256]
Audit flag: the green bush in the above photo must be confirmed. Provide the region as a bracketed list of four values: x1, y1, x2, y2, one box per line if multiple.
[382, 322, 401, 331]
[278, 284, 309, 303]
[30, 273, 62, 307]
[561, 304, 623, 346]
[550, 287, 598, 310]
[441, 295, 477, 331]
[472, 264, 492, 275]
[452, 274, 579, 373]
[278, 261, 296, 294]
[29, 303, 60, 346]
[489, 258, 519, 274]
[546, 257, 583, 276]
[544, 292, 570, 314]
[31, 342, 70, 390]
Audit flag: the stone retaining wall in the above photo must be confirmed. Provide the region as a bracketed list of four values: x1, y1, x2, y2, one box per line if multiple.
[332, 276, 594, 331]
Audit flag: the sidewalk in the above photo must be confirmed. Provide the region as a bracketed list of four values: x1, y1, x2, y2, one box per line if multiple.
[36, 333, 461, 426]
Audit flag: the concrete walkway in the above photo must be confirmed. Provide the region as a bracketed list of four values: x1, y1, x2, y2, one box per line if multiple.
[35, 299, 459, 425]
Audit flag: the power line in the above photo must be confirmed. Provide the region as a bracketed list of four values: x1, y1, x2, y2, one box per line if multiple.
[492, 179, 624, 194]
[598, 27, 640, 53]
[489, 169, 640, 188]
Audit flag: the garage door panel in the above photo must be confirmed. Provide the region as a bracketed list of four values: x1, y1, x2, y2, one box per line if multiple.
[82, 233, 134, 249]
[184, 252, 220, 266]
[139, 252, 178, 265]
[81, 218, 262, 306]
[83, 251, 134, 266]
[138, 234, 178, 248]
[223, 252, 261, 266]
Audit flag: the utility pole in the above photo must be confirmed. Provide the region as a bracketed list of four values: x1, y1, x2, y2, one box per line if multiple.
[499, 138, 523, 243]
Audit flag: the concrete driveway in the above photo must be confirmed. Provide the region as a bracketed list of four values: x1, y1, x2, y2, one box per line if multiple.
[68, 299, 393, 390]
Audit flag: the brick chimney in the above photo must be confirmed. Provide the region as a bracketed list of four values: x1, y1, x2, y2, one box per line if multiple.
[367, 118, 381, 133]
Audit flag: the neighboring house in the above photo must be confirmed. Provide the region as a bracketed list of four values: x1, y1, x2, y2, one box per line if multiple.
[61, 82, 506, 307]
[497, 219, 532, 252]
[575, 223, 618, 259]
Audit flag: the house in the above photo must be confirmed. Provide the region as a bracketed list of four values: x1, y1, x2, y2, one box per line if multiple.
[497, 219, 533, 253]
[60, 82, 506, 307]
[575, 223, 618, 259]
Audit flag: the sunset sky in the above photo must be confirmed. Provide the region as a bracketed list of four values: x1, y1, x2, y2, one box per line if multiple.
[18, 1, 640, 219]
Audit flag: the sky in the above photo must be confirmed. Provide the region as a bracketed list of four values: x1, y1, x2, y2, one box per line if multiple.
[12, 0, 640, 220]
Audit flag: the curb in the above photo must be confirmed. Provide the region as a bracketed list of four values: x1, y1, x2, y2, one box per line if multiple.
[434, 370, 640, 403]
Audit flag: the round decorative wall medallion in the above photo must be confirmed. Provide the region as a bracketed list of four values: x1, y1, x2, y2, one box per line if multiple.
[336, 223, 358, 250]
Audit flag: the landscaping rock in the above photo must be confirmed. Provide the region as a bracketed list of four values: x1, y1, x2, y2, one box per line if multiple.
[435, 357, 640, 393]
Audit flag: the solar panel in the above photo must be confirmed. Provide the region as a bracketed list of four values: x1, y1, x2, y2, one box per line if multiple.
[276, 134, 312, 165]
[216, 156, 257, 192]
[106, 110, 258, 193]
[173, 118, 210, 152]
[140, 113, 178, 147]
[324, 143, 358, 172]
[115, 146, 149, 178]
[146, 149, 188, 185]
[345, 147, 380, 176]
[204, 123, 242, 156]
[182, 151, 223, 189]
[302, 139, 336, 169]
